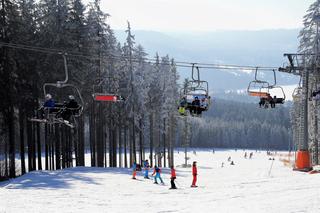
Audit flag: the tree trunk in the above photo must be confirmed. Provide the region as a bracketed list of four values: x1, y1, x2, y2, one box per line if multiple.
[27, 120, 33, 172]
[163, 118, 166, 168]
[124, 126, 128, 168]
[19, 109, 26, 175]
[36, 122, 42, 170]
[149, 113, 154, 167]
[139, 119, 143, 165]
[118, 126, 122, 167]
[8, 106, 15, 178]
[55, 124, 61, 170]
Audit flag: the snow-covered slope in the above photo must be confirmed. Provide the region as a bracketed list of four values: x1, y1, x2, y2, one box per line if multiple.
[1, 150, 319, 213]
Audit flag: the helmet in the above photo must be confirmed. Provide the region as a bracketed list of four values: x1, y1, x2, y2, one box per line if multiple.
[45, 94, 52, 100]
[68, 95, 75, 100]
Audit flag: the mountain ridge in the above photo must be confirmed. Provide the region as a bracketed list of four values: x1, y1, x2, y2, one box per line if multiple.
[114, 29, 301, 90]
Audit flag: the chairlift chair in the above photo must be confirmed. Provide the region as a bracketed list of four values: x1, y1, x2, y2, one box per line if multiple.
[247, 80, 270, 98]
[247, 67, 271, 98]
[268, 85, 286, 104]
[30, 54, 84, 128]
[178, 65, 211, 116]
[267, 69, 286, 105]
[292, 87, 303, 102]
[248, 68, 286, 108]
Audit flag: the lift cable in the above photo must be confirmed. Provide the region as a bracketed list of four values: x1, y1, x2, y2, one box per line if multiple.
[0, 41, 279, 71]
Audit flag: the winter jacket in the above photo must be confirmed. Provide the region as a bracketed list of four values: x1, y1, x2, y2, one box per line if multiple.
[171, 169, 176, 179]
[66, 100, 79, 109]
[144, 161, 149, 169]
[44, 99, 55, 108]
[152, 167, 161, 175]
[192, 166, 197, 176]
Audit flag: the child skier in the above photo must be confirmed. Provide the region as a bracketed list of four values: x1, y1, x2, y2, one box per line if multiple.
[170, 166, 177, 189]
[152, 165, 164, 184]
[191, 161, 198, 187]
[144, 160, 150, 179]
[132, 162, 137, 179]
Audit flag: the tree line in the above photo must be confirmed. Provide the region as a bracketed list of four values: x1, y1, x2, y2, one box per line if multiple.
[183, 99, 293, 151]
[0, 0, 178, 180]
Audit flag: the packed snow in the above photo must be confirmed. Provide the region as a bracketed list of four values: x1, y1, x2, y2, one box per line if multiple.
[1, 150, 320, 213]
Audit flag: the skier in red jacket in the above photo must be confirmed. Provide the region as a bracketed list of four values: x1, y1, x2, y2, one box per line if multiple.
[191, 161, 198, 187]
[170, 166, 177, 189]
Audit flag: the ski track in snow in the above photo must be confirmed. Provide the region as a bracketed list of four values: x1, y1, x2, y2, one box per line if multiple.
[1, 150, 320, 213]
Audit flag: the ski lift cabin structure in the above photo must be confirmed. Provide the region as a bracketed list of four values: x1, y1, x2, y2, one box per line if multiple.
[30, 54, 84, 128]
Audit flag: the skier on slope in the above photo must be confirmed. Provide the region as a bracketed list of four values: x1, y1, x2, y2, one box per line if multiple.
[143, 160, 150, 179]
[191, 161, 198, 187]
[132, 162, 137, 179]
[170, 166, 177, 189]
[152, 165, 164, 184]
[249, 152, 253, 159]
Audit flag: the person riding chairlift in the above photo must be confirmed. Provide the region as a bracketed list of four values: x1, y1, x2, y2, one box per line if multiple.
[178, 97, 187, 115]
[259, 97, 266, 108]
[200, 98, 208, 110]
[273, 95, 284, 105]
[43, 94, 55, 108]
[41, 94, 56, 118]
[263, 93, 273, 108]
[191, 96, 201, 115]
[61, 95, 79, 121]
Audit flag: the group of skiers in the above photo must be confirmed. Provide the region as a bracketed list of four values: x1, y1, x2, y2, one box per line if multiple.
[178, 95, 208, 116]
[244, 152, 254, 159]
[131, 160, 198, 189]
[259, 94, 284, 108]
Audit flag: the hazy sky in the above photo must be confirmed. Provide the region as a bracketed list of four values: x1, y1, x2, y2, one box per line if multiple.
[94, 0, 315, 31]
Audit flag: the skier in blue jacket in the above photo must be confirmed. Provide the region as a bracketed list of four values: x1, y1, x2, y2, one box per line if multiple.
[43, 94, 55, 108]
[143, 160, 150, 179]
[152, 165, 164, 184]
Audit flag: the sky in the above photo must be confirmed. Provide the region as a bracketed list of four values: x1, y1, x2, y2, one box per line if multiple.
[93, 0, 315, 32]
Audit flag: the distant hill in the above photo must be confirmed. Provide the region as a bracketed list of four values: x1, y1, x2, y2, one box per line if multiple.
[115, 29, 300, 93]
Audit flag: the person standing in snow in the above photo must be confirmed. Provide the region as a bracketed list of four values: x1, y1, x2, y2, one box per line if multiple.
[132, 162, 137, 179]
[143, 160, 150, 179]
[152, 165, 164, 184]
[170, 166, 177, 189]
[191, 161, 198, 187]
[249, 152, 253, 159]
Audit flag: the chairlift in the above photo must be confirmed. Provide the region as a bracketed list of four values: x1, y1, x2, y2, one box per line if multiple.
[30, 54, 84, 128]
[292, 86, 303, 102]
[247, 67, 270, 98]
[267, 69, 286, 104]
[268, 85, 286, 104]
[248, 68, 285, 108]
[179, 65, 211, 116]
